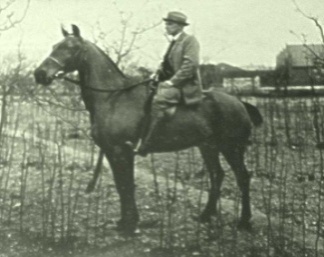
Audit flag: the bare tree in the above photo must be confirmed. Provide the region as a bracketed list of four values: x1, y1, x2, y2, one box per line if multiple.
[0, 0, 31, 140]
[0, 45, 32, 138]
[292, 0, 324, 42]
[91, 2, 161, 71]
[290, 0, 324, 85]
[0, 0, 30, 34]
[291, 0, 324, 56]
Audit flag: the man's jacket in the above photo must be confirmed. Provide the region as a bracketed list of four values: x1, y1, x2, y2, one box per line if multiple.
[162, 32, 202, 105]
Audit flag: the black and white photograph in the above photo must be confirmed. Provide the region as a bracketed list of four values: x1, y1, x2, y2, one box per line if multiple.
[0, 0, 324, 256]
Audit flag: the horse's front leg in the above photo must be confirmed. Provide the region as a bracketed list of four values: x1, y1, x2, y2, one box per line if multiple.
[105, 145, 139, 235]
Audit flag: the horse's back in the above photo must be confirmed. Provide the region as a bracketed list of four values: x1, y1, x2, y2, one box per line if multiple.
[147, 89, 260, 152]
[207, 90, 262, 127]
[203, 90, 251, 123]
[201, 90, 255, 144]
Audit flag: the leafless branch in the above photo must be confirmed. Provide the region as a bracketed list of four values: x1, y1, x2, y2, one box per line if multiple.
[292, 0, 324, 43]
[289, 29, 324, 67]
[133, 20, 162, 35]
[0, 0, 30, 32]
[0, 42, 29, 96]
[0, 0, 14, 14]
[290, 0, 324, 72]
[93, 1, 161, 69]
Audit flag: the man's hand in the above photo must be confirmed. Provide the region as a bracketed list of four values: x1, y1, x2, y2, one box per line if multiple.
[150, 73, 159, 82]
[157, 81, 174, 94]
[159, 81, 173, 88]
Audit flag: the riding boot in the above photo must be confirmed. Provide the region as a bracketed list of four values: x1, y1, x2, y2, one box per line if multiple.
[135, 107, 165, 156]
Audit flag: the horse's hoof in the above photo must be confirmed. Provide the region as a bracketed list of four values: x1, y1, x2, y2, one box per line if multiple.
[115, 227, 138, 237]
[115, 220, 138, 236]
[192, 214, 211, 223]
[237, 220, 252, 232]
[200, 215, 212, 223]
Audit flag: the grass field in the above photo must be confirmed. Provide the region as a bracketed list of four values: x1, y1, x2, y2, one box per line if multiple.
[0, 92, 324, 256]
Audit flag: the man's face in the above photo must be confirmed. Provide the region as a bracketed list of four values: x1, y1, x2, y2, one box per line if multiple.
[165, 21, 184, 36]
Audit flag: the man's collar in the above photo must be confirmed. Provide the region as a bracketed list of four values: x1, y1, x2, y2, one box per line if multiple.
[170, 31, 183, 41]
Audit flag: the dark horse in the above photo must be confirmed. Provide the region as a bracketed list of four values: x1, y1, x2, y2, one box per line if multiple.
[34, 25, 262, 234]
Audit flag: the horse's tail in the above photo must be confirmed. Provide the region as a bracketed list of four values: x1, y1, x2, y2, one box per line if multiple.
[242, 101, 263, 127]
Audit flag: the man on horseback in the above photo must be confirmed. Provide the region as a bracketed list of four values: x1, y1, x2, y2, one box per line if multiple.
[134, 11, 203, 156]
[34, 23, 262, 234]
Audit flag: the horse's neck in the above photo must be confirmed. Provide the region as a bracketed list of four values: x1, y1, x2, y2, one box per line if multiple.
[81, 82, 147, 139]
[79, 43, 126, 91]
[78, 42, 127, 111]
[77, 42, 147, 134]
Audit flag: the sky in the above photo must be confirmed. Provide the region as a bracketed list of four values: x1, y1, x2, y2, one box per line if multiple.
[0, 0, 323, 69]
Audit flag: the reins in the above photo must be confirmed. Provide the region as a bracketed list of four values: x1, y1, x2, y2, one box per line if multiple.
[62, 76, 153, 92]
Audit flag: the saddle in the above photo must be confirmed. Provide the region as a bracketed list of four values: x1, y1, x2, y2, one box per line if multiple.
[146, 82, 190, 118]
[166, 88, 213, 117]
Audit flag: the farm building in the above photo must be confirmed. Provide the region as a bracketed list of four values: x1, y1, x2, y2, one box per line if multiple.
[276, 44, 324, 85]
[199, 63, 244, 88]
[199, 63, 275, 90]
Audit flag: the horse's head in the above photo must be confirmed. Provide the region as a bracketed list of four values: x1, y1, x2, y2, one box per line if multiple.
[34, 25, 84, 86]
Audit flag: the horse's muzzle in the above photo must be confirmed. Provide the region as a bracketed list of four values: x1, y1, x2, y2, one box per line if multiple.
[34, 69, 53, 86]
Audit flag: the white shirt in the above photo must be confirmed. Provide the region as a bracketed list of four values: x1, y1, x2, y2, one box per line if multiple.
[170, 31, 183, 41]
[158, 32, 184, 86]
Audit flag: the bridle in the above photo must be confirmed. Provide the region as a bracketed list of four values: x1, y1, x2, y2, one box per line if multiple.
[48, 56, 65, 68]
[46, 43, 85, 73]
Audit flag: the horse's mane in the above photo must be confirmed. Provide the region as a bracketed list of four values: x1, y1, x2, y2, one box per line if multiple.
[85, 40, 127, 80]
[82, 40, 150, 94]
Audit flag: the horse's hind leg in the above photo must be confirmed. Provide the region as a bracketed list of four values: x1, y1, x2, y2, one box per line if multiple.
[198, 144, 225, 222]
[222, 145, 252, 230]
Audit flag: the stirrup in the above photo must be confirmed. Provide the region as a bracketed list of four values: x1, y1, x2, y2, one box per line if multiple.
[134, 139, 142, 152]
[125, 140, 134, 148]
[133, 139, 150, 157]
[125, 139, 143, 151]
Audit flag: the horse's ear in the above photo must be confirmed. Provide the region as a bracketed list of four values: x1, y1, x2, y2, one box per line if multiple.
[72, 24, 81, 37]
[61, 25, 69, 37]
